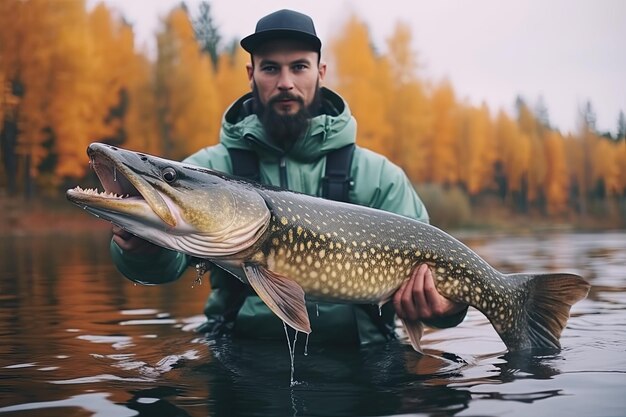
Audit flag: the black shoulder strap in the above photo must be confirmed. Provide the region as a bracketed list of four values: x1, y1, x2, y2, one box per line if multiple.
[228, 148, 260, 182]
[322, 144, 355, 202]
[228, 143, 355, 202]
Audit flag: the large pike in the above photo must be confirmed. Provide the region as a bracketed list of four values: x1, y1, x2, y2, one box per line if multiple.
[67, 143, 590, 352]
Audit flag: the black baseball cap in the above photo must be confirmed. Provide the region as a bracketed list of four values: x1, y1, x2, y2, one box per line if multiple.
[240, 9, 322, 54]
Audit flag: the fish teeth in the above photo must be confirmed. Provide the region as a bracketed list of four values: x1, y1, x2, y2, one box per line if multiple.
[72, 185, 124, 199]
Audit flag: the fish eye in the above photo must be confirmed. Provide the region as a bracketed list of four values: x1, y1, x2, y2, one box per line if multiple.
[162, 167, 177, 183]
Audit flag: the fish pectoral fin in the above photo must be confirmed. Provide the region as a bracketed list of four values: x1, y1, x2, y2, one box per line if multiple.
[243, 262, 311, 334]
[400, 318, 425, 355]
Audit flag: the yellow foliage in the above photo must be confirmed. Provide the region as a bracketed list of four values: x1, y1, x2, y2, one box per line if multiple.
[155, 7, 220, 160]
[329, 14, 392, 157]
[384, 22, 431, 181]
[0, 1, 622, 220]
[618, 142, 626, 195]
[216, 48, 251, 115]
[456, 104, 495, 195]
[495, 111, 530, 194]
[544, 131, 569, 214]
[429, 81, 459, 185]
[592, 136, 621, 196]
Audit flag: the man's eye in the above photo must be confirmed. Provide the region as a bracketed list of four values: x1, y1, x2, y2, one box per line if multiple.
[293, 64, 308, 71]
[261, 66, 277, 73]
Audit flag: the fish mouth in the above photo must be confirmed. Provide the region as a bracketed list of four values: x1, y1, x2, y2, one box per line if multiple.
[66, 144, 177, 228]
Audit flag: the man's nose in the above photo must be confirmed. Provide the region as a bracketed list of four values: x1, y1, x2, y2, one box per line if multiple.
[277, 68, 294, 90]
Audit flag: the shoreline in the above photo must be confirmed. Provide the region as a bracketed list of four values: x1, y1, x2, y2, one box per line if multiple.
[2, 195, 623, 237]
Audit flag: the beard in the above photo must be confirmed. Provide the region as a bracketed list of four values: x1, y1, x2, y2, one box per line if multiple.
[253, 81, 322, 150]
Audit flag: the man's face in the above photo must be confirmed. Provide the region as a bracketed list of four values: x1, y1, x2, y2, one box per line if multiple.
[247, 39, 326, 116]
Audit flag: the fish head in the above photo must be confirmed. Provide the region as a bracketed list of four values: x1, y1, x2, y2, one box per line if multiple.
[66, 143, 270, 258]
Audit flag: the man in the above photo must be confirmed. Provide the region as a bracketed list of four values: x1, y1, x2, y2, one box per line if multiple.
[110, 9, 467, 345]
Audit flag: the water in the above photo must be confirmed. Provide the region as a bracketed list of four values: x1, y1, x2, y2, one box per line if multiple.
[1, 229, 625, 417]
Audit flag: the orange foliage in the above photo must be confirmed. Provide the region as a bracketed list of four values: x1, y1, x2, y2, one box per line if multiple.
[494, 111, 530, 195]
[544, 131, 569, 214]
[329, 14, 392, 157]
[429, 81, 459, 185]
[215, 47, 250, 114]
[0, 2, 623, 220]
[384, 22, 431, 181]
[155, 7, 220, 161]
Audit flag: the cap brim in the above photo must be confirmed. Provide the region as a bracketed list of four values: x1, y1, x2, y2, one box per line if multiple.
[240, 29, 321, 54]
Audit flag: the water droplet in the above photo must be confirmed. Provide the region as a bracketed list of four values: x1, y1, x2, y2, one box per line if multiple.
[304, 333, 310, 356]
[113, 166, 117, 182]
[283, 322, 297, 386]
[316, 303, 319, 316]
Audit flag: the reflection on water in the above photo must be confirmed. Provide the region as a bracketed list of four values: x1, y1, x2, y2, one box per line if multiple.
[0, 230, 625, 417]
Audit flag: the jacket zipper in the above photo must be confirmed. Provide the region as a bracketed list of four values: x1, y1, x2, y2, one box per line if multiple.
[279, 157, 288, 188]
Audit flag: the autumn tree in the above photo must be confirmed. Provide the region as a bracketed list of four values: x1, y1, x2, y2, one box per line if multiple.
[0, 0, 55, 193]
[193, 1, 221, 69]
[120, 49, 161, 155]
[155, 6, 220, 160]
[329, 14, 392, 156]
[494, 110, 530, 205]
[456, 103, 495, 196]
[543, 131, 569, 214]
[569, 101, 598, 213]
[428, 80, 459, 185]
[215, 44, 250, 115]
[0, 0, 101, 191]
[45, 0, 106, 180]
[384, 21, 431, 182]
[617, 111, 626, 140]
[516, 97, 547, 209]
[616, 111, 626, 198]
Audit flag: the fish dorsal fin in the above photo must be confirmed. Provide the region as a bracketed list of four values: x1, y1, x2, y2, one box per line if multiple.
[243, 262, 311, 334]
[399, 318, 425, 355]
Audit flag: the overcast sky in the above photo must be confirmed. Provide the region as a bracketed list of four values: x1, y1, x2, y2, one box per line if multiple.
[92, 0, 625, 135]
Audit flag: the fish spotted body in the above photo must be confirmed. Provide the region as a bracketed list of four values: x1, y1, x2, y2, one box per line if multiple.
[67, 143, 590, 352]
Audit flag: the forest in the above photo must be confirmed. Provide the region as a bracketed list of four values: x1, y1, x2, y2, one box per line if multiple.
[1, 0, 625, 228]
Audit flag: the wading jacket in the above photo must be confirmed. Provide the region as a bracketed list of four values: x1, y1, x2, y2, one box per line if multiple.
[110, 87, 466, 345]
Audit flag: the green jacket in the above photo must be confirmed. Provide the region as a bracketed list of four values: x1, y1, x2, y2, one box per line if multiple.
[110, 87, 466, 345]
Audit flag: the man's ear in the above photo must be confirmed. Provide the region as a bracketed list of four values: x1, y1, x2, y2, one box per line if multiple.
[318, 61, 327, 83]
[246, 62, 254, 89]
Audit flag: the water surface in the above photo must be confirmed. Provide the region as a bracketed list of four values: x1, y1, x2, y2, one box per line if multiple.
[0, 229, 624, 416]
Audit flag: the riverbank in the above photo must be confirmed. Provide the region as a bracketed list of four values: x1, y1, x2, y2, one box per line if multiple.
[2, 194, 623, 237]
[1, 195, 110, 236]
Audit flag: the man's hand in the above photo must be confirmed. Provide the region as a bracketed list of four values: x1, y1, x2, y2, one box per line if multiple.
[111, 225, 161, 255]
[393, 263, 467, 321]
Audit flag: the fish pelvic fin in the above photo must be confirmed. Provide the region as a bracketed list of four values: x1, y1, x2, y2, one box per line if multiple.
[495, 273, 590, 351]
[243, 262, 312, 334]
[399, 318, 425, 355]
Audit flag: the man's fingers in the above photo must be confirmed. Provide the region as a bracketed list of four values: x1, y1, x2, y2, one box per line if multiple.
[112, 234, 131, 251]
[393, 263, 469, 322]
[111, 226, 159, 254]
[393, 280, 409, 319]
[112, 225, 132, 240]
[412, 264, 430, 319]
[422, 266, 447, 316]
[423, 267, 467, 316]
[399, 279, 419, 321]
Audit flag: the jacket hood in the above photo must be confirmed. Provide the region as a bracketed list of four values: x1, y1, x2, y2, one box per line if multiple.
[219, 87, 356, 162]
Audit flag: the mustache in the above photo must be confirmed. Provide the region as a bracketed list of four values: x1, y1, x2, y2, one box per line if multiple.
[268, 92, 304, 106]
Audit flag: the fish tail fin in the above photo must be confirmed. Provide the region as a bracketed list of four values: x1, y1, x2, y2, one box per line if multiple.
[494, 273, 590, 351]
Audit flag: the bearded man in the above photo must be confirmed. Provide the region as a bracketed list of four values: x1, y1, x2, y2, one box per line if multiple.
[110, 9, 467, 345]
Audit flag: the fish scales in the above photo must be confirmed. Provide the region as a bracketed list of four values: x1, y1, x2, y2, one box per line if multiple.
[258, 188, 519, 318]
